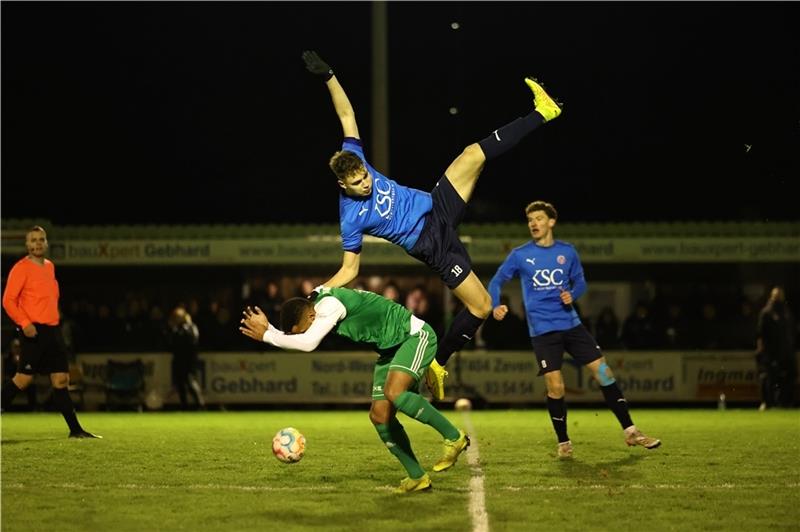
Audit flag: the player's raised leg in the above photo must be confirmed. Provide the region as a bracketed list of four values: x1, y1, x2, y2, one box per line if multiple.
[444, 76, 562, 204]
[428, 78, 563, 397]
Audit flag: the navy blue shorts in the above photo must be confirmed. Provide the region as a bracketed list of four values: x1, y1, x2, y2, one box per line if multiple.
[530, 324, 602, 376]
[408, 176, 472, 289]
[18, 324, 70, 375]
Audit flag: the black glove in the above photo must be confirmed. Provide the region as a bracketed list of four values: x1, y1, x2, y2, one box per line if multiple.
[302, 50, 334, 81]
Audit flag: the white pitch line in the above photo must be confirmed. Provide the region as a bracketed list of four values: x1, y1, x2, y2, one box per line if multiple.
[500, 483, 800, 491]
[3, 482, 335, 492]
[460, 410, 489, 532]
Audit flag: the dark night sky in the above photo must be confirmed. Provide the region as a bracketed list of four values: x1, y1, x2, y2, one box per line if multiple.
[2, 2, 798, 225]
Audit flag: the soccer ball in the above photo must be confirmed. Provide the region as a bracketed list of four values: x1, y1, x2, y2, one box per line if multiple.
[272, 427, 306, 463]
[454, 398, 472, 411]
[144, 389, 164, 411]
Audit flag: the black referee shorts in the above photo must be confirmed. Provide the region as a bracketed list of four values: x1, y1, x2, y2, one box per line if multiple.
[17, 324, 70, 375]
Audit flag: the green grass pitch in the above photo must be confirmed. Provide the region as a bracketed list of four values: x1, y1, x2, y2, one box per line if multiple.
[2, 408, 798, 531]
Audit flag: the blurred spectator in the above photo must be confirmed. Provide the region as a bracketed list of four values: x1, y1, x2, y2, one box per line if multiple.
[756, 286, 796, 410]
[593, 306, 621, 350]
[2, 338, 38, 411]
[165, 306, 205, 410]
[729, 299, 758, 349]
[256, 280, 283, 326]
[482, 295, 529, 349]
[658, 302, 693, 350]
[382, 281, 401, 304]
[299, 280, 316, 298]
[144, 305, 166, 350]
[696, 302, 726, 350]
[620, 301, 659, 349]
[405, 284, 435, 326]
[93, 303, 118, 351]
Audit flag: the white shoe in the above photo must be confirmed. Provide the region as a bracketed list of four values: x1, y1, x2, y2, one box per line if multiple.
[557, 440, 573, 459]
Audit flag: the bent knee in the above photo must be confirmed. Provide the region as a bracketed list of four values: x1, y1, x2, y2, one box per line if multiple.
[369, 401, 391, 425]
[462, 143, 486, 164]
[593, 360, 616, 386]
[13, 374, 34, 389]
[369, 410, 387, 425]
[50, 371, 70, 388]
[475, 296, 493, 319]
[465, 292, 493, 319]
[384, 387, 403, 404]
[544, 373, 565, 397]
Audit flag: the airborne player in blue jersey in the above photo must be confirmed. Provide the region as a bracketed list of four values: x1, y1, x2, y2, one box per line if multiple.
[488, 201, 661, 458]
[302, 50, 562, 400]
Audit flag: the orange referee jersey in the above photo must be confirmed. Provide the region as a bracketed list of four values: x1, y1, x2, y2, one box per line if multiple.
[2, 256, 61, 328]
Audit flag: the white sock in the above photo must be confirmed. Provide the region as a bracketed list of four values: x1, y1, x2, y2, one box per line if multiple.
[624, 425, 637, 436]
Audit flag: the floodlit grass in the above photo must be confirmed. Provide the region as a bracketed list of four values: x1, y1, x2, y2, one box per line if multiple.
[2, 408, 799, 531]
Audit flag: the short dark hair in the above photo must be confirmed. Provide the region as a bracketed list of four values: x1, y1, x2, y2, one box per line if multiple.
[280, 297, 313, 333]
[328, 150, 364, 181]
[525, 201, 558, 220]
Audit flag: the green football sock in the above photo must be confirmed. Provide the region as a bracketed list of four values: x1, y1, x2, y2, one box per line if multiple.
[388, 417, 418, 461]
[375, 423, 425, 479]
[393, 391, 460, 441]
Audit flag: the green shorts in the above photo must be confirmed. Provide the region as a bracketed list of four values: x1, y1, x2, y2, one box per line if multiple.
[371, 323, 437, 400]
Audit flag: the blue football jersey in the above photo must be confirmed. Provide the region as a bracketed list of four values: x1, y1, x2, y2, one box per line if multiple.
[338, 138, 432, 252]
[488, 240, 587, 336]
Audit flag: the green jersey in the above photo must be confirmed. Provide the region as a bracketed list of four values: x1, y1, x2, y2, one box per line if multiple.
[315, 287, 414, 350]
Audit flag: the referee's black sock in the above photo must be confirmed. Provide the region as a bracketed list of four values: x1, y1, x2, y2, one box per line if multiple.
[2, 380, 22, 409]
[546, 395, 570, 443]
[478, 111, 544, 161]
[600, 382, 634, 430]
[435, 309, 486, 366]
[52, 387, 83, 433]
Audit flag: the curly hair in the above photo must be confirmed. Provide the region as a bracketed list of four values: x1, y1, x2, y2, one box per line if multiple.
[328, 150, 364, 181]
[525, 200, 558, 220]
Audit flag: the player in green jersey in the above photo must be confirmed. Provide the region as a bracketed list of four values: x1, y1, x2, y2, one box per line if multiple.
[239, 286, 470, 493]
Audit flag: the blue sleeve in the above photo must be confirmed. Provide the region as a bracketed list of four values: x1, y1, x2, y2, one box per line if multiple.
[488, 251, 520, 307]
[340, 219, 363, 254]
[342, 137, 365, 162]
[568, 248, 587, 300]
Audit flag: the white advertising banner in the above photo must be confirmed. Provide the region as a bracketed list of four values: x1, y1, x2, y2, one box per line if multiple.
[5, 236, 796, 265]
[683, 351, 762, 401]
[201, 352, 375, 404]
[449, 351, 682, 403]
[73, 350, 796, 407]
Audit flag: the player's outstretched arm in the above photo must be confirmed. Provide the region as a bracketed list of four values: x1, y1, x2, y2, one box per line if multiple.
[322, 251, 361, 288]
[302, 50, 359, 139]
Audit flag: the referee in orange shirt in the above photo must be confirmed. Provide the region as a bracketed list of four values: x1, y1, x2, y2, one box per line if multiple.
[2, 226, 100, 438]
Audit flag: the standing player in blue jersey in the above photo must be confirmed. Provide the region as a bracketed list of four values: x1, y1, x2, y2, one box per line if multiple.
[488, 201, 661, 458]
[302, 50, 562, 400]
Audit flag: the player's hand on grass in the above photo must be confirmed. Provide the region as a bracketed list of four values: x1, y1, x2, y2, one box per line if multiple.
[302, 50, 334, 81]
[492, 305, 508, 321]
[240, 306, 269, 341]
